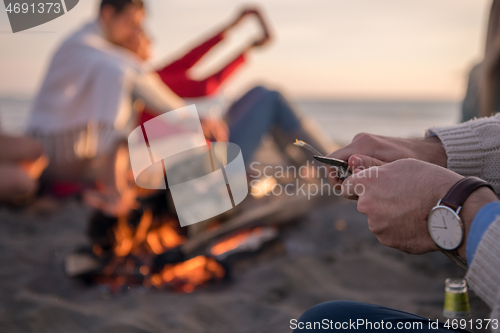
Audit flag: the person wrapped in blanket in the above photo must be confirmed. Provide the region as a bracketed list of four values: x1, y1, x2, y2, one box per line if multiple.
[0, 134, 47, 205]
[27, 0, 334, 215]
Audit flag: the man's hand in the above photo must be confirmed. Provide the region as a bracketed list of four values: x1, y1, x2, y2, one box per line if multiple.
[342, 159, 462, 255]
[122, 30, 151, 62]
[327, 133, 447, 185]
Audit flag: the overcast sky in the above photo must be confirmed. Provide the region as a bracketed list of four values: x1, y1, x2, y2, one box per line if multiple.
[0, 0, 492, 100]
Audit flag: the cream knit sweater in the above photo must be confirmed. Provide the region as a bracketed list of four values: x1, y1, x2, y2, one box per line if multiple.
[428, 113, 500, 332]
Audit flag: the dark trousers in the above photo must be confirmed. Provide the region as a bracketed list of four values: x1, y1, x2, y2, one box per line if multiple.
[226, 85, 332, 165]
[293, 301, 470, 332]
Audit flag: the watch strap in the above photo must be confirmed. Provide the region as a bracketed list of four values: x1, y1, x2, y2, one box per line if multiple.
[441, 177, 495, 211]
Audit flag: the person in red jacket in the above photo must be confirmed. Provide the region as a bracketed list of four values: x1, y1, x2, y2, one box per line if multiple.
[137, 9, 267, 126]
[129, 8, 333, 166]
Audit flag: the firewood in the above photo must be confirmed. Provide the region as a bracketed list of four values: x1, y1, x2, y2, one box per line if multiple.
[180, 193, 326, 257]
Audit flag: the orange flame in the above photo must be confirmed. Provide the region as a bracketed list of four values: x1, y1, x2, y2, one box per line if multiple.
[103, 209, 225, 292]
[151, 255, 225, 292]
[113, 210, 185, 257]
[113, 216, 134, 257]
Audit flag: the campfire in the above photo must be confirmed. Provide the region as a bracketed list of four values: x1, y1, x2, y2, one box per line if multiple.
[66, 189, 283, 293]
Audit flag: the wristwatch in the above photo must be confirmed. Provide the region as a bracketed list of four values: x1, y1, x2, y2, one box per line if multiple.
[428, 177, 494, 270]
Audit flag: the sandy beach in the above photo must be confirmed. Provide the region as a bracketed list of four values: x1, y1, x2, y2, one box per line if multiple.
[1, 0, 499, 331]
[0, 194, 490, 333]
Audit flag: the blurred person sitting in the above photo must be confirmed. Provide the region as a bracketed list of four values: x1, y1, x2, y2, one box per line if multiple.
[0, 133, 47, 204]
[462, 0, 500, 122]
[27, 0, 333, 215]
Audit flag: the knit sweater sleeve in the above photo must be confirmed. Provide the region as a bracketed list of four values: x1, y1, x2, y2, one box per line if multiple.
[465, 217, 500, 333]
[426, 113, 500, 194]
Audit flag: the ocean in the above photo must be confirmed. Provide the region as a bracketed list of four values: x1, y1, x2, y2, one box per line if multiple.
[0, 97, 460, 145]
[296, 99, 460, 145]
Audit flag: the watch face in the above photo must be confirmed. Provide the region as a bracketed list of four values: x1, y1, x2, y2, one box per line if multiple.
[428, 206, 464, 250]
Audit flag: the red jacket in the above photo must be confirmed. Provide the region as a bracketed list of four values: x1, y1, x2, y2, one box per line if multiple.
[140, 32, 245, 125]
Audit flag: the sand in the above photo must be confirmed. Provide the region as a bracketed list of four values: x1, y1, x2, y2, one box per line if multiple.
[0, 195, 492, 333]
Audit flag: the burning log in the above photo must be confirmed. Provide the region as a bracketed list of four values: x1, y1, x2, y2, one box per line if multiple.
[150, 255, 226, 293]
[179, 192, 320, 257]
[67, 182, 328, 293]
[68, 192, 226, 292]
[209, 227, 278, 260]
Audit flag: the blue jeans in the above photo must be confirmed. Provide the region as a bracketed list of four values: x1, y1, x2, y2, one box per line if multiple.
[294, 301, 470, 332]
[226, 86, 305, 164]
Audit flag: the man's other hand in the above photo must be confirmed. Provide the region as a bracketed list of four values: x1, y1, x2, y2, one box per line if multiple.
[327, 133, 447, 185]
[342, 159, 462, 255]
